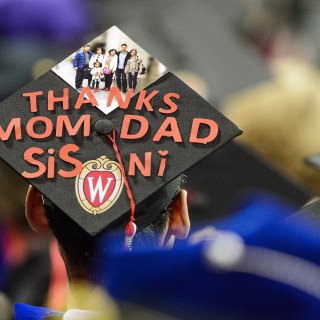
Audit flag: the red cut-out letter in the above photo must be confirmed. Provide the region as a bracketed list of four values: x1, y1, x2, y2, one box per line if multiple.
[23, 91, 43, 112]
[22, 147, 46, 178]
[58, 144, 83, 178]
[48, 88, 69, 111]
[0, 118, 22, 141]
[56, 115, 91, 137]
[107, 87, 134, 109]
[120, 115, 149, 140]
[189, 118, 218, 144]
[135, 90, 158, 112]
[153, 117, 182, 142]
[157, 150, 169, 177]
[47, 154, 55, 179]
[128, 152, 152, 177]
[74, 88, 98, 109]
[26, 117, 53, 139]
[160, 93, 180, 114]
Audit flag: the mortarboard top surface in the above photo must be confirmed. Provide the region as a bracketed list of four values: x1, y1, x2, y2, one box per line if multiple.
[0, 26, 241, 235]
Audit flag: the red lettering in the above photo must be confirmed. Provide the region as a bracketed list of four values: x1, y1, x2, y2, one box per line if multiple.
[22, 147, 46, 178]
[23, 91, 43, 112]
[128, 152, 152, 177]
[56, 115, 91, 137]
[0, 118, 22, 141]
[120, 115, 149, 140]
[160, 93, 180, 114]
[189, 118, 218, 144]
[26, 117, 53, 139]
[153, 117, 182, 142]
[48, 88, 69, 111]
[135, 90, 158, 112]
[58, 144, 83, 178]
[74, 87, 98, 109]
[107, 87, 134, 109]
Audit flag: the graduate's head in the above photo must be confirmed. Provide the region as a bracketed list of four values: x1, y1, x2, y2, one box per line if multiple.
[25, 177, 190, 281]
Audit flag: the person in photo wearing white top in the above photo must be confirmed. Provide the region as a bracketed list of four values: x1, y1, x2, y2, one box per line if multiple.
[116, 44, 131, 93]
[103, 49, 118, 91]
[90, 61, 102, 92]
[89, 47, 105, 69]
[88, 47, 105, 88]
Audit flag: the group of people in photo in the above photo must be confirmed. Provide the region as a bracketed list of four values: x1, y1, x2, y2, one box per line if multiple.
[73, 43, 145, 93]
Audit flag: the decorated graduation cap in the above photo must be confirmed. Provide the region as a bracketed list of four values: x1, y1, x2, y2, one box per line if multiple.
[0, 27, 241, 247]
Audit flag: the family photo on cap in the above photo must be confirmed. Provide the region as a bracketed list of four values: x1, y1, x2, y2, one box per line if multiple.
[52, 27, 166, 114]
[73, 43, 146, 93]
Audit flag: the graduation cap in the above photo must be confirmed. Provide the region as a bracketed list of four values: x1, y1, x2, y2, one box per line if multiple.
[0, 27, 241, 244]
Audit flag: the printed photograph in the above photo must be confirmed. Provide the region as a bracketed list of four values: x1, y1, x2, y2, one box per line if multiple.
[52, 26, 168, 115]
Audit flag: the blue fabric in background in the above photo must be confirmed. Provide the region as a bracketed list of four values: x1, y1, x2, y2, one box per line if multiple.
[14, 303, 62, 320]
[96, 193, 320, 320]
[0, 0, 87, 40]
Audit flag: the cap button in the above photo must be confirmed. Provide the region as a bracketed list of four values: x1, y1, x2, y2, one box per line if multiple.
[94, 119, 114, 135]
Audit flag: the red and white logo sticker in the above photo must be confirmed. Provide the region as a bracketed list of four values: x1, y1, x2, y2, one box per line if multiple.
[75, 156, 124, 215]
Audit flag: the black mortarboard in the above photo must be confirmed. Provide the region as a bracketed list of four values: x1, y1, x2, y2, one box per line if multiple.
[0, 27, 241, 238]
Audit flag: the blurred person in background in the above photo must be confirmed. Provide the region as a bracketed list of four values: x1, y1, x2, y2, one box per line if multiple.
[223, 0, 320, 196]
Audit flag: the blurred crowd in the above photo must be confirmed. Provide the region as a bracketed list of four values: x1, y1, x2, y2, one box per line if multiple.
[1, 0, 320, 319]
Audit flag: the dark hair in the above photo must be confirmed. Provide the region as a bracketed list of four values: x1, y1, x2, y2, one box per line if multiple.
[95, 47, 103, 53]
[44, 203, 170, 280]
[43, 175, 186, 279]
[121, 43, 127, 47]
[108, 49, 117, 55]
[130, 49, 137, 54]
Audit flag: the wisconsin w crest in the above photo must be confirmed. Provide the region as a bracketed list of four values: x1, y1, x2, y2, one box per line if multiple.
[75, 156, 124, 215]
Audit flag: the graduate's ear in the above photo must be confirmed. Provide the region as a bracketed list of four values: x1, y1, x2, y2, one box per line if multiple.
[168, 189, 190, 240]
[25, 185, 50, 233]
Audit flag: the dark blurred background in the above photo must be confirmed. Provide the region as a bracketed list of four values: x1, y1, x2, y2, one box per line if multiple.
[1, 0, 320, 315]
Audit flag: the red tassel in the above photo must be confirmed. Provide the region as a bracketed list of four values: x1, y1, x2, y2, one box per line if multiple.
[105, 130, 137, 251]
[125, 221, 137, 237]
[124, 221, 137, 250]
